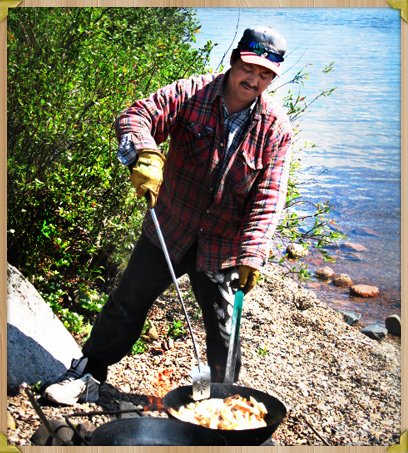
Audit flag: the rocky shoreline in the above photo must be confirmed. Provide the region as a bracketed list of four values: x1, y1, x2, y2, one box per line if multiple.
[7, 263, 401, 446]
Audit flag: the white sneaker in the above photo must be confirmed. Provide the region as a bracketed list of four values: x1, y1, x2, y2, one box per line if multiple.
[43, 357, 100, 406]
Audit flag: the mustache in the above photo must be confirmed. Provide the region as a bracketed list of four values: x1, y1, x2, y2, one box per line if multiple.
[241, 81, 258, 91]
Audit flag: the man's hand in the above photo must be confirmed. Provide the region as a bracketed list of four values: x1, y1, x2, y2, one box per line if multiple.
[238, 265, 260, 294]
[130, 150, 165, 208]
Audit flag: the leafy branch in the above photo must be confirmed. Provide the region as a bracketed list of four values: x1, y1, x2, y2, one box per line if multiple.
[269, 61, 344, 281]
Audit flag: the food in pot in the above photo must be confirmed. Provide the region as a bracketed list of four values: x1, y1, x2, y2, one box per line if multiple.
[168, 394, 268, 430]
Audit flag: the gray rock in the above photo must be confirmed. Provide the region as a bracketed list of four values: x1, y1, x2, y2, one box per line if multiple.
[315, 266, 335, 280]
[286, 243, 308, 259]
[333, 274, 353, 287]
[341, 242, 368, 252]
[360, 325, 388, 341]
[351, 227, 380, 237]
[7, 263, 81, 392]
[30, 420, 75, 446]
[118, 401, 141, 419]
[385, 314, 401, 336]
[337, 310, 362, 326]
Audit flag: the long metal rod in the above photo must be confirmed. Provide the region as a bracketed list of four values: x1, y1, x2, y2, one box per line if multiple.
[149, 207, 203, 371]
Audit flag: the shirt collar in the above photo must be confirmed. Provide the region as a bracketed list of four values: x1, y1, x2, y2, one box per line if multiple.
[221, 96, 257, 118]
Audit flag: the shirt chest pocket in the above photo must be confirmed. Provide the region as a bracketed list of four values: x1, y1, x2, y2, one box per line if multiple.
[226, 149, 264, 197]
[176, 122, 215, 166]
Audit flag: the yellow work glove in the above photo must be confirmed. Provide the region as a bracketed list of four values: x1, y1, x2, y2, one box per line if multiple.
[238, 265, 260, 295]
[130, 149, 165, 208]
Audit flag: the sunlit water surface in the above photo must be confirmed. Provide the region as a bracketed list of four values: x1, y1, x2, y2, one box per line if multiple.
[193, 8, 401, 327]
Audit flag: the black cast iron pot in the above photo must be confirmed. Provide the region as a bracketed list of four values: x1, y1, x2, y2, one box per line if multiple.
[163, 383, 287, 446]
[89, 417, 227, 446]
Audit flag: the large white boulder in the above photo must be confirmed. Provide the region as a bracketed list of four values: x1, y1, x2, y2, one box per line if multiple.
[7, 263, 81, 391]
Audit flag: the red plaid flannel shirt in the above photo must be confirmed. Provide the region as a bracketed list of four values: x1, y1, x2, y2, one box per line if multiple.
[115, 71, 292, 271]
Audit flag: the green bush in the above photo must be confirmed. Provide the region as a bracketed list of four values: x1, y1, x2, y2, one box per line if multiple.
[7, 7, 213, 298]
[166, 319, 186, 339]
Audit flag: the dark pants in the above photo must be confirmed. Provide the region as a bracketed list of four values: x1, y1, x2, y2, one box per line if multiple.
[82, 232, 240, 383]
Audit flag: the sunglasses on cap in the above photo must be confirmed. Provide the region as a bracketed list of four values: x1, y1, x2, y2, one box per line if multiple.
[238, 41, 284, 63]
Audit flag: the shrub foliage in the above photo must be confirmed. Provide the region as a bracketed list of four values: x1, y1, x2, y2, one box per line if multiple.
[8, 7, 212, 292]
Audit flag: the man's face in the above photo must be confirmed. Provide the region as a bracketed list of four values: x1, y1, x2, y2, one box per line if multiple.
[227, 58, 276, 105]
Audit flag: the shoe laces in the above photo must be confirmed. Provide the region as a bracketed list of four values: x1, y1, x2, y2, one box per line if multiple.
[84, 375, 93, 400]
[56, 361, 87, 384]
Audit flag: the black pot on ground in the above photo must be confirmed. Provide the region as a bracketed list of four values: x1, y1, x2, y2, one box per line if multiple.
[89, 417, 227, 446]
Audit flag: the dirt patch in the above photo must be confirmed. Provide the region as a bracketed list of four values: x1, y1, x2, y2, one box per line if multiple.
[7, 264, 401, 446]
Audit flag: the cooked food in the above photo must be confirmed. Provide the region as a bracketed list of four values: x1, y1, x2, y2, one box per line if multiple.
[168, 394, 268, 430]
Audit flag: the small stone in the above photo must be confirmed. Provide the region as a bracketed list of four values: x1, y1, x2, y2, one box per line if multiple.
[148, 324, 159, 340]
[286, 244, 308, 259]
[76, 420, 98, 444]
[385, 314, 401, 336]
[30, 420, 75, 446]
[297, 382, 309, 396]
[333, 274, 353, 287]
[315, 266, 335, 280]
[337, 310, 362, 326]
[118, 401, 140, 419]
[317, 402, 327, 411]
[153, 356, 161, 365]
[360, 325, 387, 341]
[351, 227, 380, 236]
[350, 284, 379, 298]
[341, 242, 368, 252]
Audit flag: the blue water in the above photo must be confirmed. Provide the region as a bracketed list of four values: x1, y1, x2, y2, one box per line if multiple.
[193, 8, 401, 327]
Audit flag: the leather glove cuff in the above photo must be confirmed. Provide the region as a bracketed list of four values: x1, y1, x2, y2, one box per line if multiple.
[130, 149, 165, 208]
[238, 265, 260, 295]
[136, 149, 166, 169]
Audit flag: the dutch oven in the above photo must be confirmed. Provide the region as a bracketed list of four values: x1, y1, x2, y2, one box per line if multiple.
[26, 385, 226, 446]
[89, 417, 227, 446]
[163, 383, 287, 446]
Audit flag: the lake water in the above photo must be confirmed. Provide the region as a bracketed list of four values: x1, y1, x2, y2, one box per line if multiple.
[193, 7, 401, 327]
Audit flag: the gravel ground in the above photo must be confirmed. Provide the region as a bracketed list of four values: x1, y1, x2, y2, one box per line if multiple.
[7, 264, 401, 446]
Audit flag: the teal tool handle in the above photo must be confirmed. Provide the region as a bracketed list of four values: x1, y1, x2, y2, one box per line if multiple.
[224, 290, 244, 384]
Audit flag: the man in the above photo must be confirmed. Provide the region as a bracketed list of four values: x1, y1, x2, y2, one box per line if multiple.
[43, 25, 292, 406]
